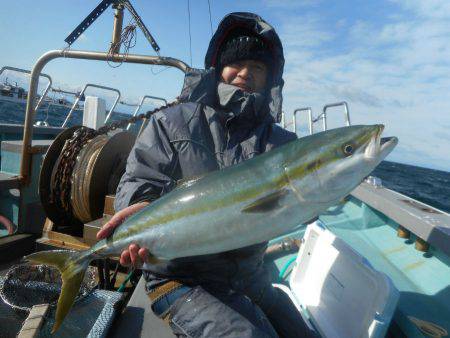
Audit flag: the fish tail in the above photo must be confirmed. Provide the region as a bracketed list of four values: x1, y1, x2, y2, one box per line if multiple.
[25, 249, 92, 333]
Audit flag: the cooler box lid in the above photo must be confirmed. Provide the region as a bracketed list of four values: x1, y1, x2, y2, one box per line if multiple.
[289, 222, 399, 338]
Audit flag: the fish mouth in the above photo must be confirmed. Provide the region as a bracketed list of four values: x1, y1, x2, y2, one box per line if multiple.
[379, 136, 398, 159]
[365, 124, 398, 160]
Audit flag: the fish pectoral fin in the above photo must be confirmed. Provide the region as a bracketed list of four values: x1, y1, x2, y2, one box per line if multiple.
[176, 175, 205, 189]
[242, 189, 289, 213]
[146, 254, 164, 265]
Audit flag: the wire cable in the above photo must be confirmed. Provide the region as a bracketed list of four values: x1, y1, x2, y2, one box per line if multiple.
[187, 0, 193, 66]
[207, 0, 213, 37]
[107, 16, 137, 68]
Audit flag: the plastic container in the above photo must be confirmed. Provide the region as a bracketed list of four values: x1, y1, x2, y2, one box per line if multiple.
[274, 221, 399, 338]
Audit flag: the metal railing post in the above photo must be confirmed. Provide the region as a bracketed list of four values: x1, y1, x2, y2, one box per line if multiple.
[20, 49, 189, 184]
[293, 107, 313, 135]
[110, 3, 124, 54]
[62, 84, 122, 127]
[322, 101, 351, 131]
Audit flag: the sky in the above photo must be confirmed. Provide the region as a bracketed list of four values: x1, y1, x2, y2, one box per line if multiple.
[0, 0, 449, 172]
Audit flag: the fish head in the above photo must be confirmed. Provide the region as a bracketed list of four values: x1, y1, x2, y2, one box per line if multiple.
[287, 125, 398, 205]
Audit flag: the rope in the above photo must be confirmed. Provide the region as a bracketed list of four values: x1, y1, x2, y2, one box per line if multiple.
[107, 18, 137, 68]
[187, 0, 193, 66]
[118, 271, 134, 292]
[312, 112, 326, 123]
[61, 44, 71, 58]
[278, 256, 297, 280]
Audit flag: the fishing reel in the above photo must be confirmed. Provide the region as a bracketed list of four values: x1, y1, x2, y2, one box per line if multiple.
[39, 126, 135, 232]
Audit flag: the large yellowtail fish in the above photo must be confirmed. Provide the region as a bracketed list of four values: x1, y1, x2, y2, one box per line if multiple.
[26, 125, 397, 332]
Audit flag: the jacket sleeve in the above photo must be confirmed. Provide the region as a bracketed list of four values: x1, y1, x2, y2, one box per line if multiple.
[114, 114, 177, 211]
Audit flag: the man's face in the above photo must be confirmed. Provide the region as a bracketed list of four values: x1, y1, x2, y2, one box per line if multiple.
[220, 60, 268, 94]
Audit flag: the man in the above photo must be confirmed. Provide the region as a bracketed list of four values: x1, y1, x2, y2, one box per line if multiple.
[97, 12, 316, 337]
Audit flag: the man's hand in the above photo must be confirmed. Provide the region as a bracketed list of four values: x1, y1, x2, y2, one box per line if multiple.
[96, 201, 150, 267]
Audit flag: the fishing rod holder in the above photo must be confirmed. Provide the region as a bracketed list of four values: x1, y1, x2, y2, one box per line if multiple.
[20, 49, 189, 185]
[62, 84, 122, 127]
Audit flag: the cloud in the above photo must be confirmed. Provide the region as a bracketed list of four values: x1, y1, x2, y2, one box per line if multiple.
[275, 0, 450, 171]
[281, 15, 334, 49]
[263, 0, 322, 8]
[390, 0, 450, 19]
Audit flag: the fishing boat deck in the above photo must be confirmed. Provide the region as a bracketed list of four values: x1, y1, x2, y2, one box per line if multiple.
[111, 277, 175, 338]
[316, 189, 450, 337]
[353, 182, 450, 256]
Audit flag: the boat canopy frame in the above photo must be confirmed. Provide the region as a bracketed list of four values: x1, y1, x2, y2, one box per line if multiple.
[20, 49, 189, 185]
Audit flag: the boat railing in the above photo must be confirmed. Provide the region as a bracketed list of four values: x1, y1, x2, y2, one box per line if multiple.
[62, 83, 121, 127]
[287, 102, 351, 136]
[126, 95, 167, 131]
[293, 107, 313, 136]
[0, 66, 53, 112]
[319, 101, 351, 131]
[20, 49, 189, 184]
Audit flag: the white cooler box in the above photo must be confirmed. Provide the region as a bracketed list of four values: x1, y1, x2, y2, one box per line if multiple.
[274, 222, 399, 338]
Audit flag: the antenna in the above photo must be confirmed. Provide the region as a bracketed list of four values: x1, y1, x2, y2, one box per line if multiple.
[64, 0, 160, 54]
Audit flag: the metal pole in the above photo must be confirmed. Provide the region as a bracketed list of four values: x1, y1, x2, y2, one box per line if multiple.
[110, 4, 124, 54]
[20, 49, 189, 184]
[126, 95, 167, 130]
[62, 88, 85, 127]
[322, 101, 351, 131]
[0, 66, 53, 112]
[62, 84, 121, 127]
[104, 88, 122, 123]
[308, 109, 313, 134]
[293, 107, 313, 135]
[322, 111, 327, 131]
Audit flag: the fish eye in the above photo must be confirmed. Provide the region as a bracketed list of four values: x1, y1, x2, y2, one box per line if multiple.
[342, 144, 354, 156]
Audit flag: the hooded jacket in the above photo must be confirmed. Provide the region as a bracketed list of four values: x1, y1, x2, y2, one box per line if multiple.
[115, 12, 296, 286]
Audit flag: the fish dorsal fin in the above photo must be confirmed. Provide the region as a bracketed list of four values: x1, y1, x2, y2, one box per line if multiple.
[242, 189, 289, 213]
[176, 175, 204, 189]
